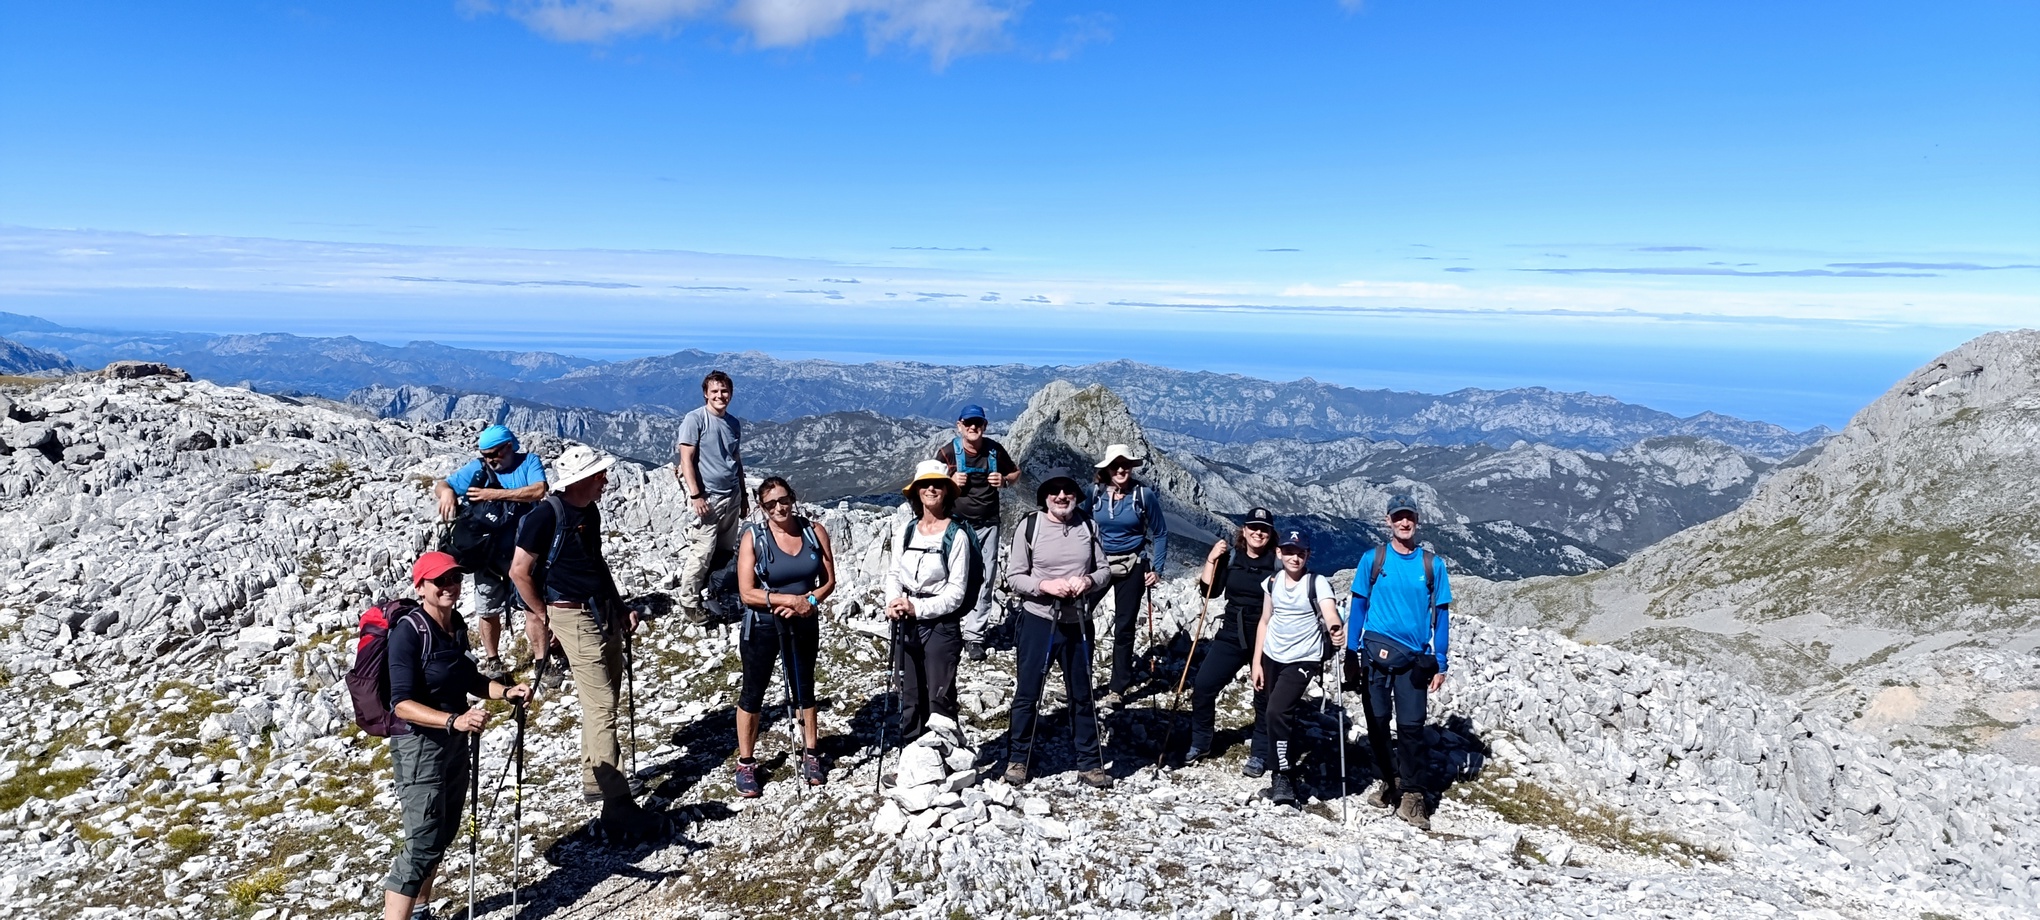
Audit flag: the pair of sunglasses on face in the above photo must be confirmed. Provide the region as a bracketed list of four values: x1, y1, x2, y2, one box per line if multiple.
[761, 495, 797, 509]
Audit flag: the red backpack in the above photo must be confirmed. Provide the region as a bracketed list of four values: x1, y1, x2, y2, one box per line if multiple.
[345, 599, 429, 737]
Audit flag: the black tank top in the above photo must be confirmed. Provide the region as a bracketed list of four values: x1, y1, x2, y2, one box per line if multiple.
[1221, 548, 1278, 609]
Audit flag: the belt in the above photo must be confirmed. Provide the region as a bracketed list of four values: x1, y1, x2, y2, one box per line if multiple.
[548, 601, 589, 610]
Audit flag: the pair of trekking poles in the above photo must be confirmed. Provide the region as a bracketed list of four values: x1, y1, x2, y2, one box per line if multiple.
[468, 683, 532, 920]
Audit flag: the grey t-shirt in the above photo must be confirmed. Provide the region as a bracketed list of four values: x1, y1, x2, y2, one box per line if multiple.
[676, 406, 743, 497]
[1262, 573, 1333, 664]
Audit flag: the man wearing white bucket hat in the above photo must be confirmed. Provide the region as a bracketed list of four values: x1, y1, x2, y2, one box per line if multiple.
[510, 444, 663, 842]
[1087, 443, 1168, 709]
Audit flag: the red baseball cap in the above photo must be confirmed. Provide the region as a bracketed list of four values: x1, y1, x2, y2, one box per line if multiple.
[411, 551, 464, 587]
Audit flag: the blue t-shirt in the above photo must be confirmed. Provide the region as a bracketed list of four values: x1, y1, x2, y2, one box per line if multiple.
[446, 452, 547, 496]
[1086, 484, 1168, 572]
[1347, 545, 1453, 671]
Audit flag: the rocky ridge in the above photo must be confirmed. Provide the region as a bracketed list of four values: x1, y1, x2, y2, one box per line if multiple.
[0, 374, 2034, 919]
[0, 337, 71, 376]
[1463, 330, 2040, 763]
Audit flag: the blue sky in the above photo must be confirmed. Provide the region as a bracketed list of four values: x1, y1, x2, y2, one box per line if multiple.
[1, 1, 2035, 429]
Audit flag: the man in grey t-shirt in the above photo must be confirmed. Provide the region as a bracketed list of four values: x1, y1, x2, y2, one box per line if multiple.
[674, 369, 748, 623]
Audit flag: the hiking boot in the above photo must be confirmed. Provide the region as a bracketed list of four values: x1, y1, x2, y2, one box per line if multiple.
[538, 661, 565, 691]
[1078, 768, 1114, 789]
[409, 905, 437, 920]
[734, 759, 763, 798]
[478, 655, 508, 680]
[801, 750, 828, 786]
[1182, 745, 1208, 764]
[1368, 780, 1399, 810]
[1240, 755, 1267, 779]
[1268, 772, 1296, 805]
[966, 641, 987, 662]
[679, 604, 712, 627]
[1098, 691, 1122, 710]
[1002, 761, 1029, 787]
[1397, 791, 1430, 830]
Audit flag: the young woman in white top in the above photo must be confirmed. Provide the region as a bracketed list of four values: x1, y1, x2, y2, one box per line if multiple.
[1250, 528, 1344, 805]
[883, 460, 975, 740]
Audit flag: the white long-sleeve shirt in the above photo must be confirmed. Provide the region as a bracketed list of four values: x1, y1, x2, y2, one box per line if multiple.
[883, 519, 973, 619]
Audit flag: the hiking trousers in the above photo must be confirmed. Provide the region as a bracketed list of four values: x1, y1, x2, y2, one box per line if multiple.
[1187, 611, 1270, 762]
[958, 521, 1004, 645]
[383, 728, 471, 897]
[551, 604, 632, 802]
[1361, 659, 1431, 793]
[1102, 557, 1151, 694]
[1006, 614, 1103, 772]
[737, 610, 821, 714]
[1260, 656, 1319, 774]
[675, 493, 742, 615]
[893, 616, 963, 738]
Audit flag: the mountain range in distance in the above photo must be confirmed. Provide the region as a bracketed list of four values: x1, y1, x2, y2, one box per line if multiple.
[0, 311, 1828, 456]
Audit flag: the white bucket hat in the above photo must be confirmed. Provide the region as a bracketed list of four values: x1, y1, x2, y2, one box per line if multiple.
[901, 459, 955, 496]
[551, 444, 615, 491]
[1094, 444, 1145, 469]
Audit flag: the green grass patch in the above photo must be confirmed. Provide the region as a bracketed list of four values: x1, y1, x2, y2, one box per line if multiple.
[1448, 767, 1726, 865]
[0, 766, 98, 811]
[163, 826, 213, 861]
[226, 867, 288, 909]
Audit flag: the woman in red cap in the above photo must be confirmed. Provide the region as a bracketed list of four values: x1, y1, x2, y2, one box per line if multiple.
[381, 551, 529, 920]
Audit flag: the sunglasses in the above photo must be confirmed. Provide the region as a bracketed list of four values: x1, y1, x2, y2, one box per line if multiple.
[959, 419, 986, 429]
[916, 481, 949, 491]
[424, 572, 464, 590]
[1045, 485, 1079, 497]
[761, 495, 797, 509]
[479, 444, 513, 460]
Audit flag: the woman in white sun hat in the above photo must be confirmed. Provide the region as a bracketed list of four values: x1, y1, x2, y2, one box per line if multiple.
[881, 460, 974, 742]
[1087, 443, 1168, 709]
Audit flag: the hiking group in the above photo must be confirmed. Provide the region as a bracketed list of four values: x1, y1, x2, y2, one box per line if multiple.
[365, 372, 1452, 920]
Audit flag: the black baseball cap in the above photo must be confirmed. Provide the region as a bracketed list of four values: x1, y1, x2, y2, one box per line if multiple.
[1386, 495, 1421, 519]
[1242, 507, 1275, 532]
[1277, 529, 1311, 551]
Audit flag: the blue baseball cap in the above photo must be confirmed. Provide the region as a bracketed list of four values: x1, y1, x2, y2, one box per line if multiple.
[957, 404, 988, 423]
[1278, 529, 1311, 552]
[1386, 495, 1421, 519]
[477, 425, 517, 451]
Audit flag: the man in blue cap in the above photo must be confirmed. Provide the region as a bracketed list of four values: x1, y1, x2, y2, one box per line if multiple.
[934, 403, 1018, 662]
[1346, 494, 1453, 830]
[434, 424, 548, 677]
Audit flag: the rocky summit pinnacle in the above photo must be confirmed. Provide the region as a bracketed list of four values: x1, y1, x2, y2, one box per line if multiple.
[1468, 329, 2040, 763]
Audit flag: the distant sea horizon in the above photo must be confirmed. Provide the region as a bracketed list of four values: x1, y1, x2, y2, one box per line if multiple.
[11, 298, 1992, 433]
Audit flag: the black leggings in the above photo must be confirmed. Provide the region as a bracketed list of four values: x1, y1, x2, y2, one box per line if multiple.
[737, 611, 819, 713]
[892, 616, 963, 739]
[1103, 558, 1150, 693]
[1260, 656, 1320, 774]
[1188, 610, 1269, 760]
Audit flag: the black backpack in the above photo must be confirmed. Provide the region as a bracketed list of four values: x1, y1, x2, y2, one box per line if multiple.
[441, 464, 519, 574]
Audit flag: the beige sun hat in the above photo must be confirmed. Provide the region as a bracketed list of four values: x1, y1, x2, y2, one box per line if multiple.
[1094, 444, 1145, 469]
[901, 459, 955, 496]
[551, 444, 615, 491]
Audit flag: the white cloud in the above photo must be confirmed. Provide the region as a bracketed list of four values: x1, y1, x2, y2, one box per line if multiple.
[491, 0, 1015, 66]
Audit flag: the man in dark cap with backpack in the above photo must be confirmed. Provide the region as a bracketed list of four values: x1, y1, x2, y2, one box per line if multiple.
[934, 403, 1018, 662]
[1346, 495, 1454, 830]
[433, 424, 547, 678]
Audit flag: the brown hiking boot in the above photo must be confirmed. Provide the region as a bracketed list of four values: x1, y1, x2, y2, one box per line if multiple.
[1397, 791, 1430, 830]
[1077, 768, 1114, 789]
[1002, 762, 1029, 787]
[1368, 780, 1398, 810]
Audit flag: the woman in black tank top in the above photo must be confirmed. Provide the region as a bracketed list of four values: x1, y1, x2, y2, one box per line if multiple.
[1180, 509, 1280, 772]
[733, 477, 837, 797]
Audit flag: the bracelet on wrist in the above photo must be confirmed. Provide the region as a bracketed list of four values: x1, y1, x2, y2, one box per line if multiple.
[444, 713, 458, 733]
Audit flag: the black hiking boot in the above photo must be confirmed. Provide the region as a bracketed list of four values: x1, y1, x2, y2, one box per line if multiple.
[1268, 771, 1296, 805]
[966, 641, 987, 662]
[1240, 755, 1267, 779]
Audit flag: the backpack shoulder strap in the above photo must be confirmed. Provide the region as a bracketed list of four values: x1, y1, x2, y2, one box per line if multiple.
[542, 494, 571, 571]
[394, 602, 433, 659]
[1422, 548, 1442, 653]
[1366, 545, 1387, 591]
[1022, 511, 1038, 548]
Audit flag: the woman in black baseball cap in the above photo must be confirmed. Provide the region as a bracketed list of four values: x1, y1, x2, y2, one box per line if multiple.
[1183, 508, 1280, 774]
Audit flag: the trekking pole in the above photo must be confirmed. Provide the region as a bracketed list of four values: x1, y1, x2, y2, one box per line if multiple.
[623, 615, 639, 785]
[511, 698, 527, 920]
[467, 718, 481, 920]
[1151, 573, 1220, 776]
[1335, 672, 1349, 826]
[1022, 625, 1055, 779]
[872, 619, 897, 794]
[777, 619, 806, 795]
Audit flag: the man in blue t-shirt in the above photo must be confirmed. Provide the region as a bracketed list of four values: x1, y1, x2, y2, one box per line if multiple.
[1346, 494, 1453, 830]
[434, 425, 548, 677]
